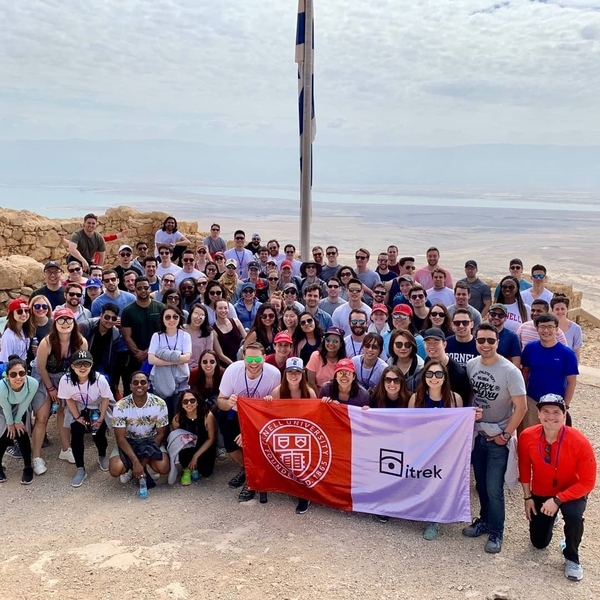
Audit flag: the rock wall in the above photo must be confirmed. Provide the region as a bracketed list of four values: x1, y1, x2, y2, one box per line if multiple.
[0, 206, 206, 315]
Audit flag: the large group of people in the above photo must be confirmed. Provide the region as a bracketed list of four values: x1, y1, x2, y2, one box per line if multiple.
[0, 213, 596, 582]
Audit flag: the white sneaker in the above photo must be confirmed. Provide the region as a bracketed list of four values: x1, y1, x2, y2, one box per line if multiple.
[564, 559, 583, 581]
[59, 448, 76, 464]
[146, 465, 160, 480]
[119, 470, 133, 484]
[217, 447, 228, 461]
[33, 457, 47, 475]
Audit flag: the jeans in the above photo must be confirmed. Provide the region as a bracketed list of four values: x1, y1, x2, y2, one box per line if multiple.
[471, 434, 509, 536]
[71, 420, 108, 468]
[530, 495, 587, 564]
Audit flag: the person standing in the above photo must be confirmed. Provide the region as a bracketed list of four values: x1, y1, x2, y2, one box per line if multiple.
[518, 394, 596, 582]
[332, 278, 372, 336]
[517, 300, 568, 350]
[494, 258, 532, 299]
[131, 241, 149, 272]
[318, 277, 347, 316]
[426, 268, 455, 307]
[447, 282, 482, 327]
[386, 245, 401, 275]
[551, 295, 584, 362]
[321, 246, 341, 282]
[459, 260, 492, 317]
[32, 261, 66, 309]
[414, 247, 453, 290]
[445, 308, 478, 367]
[175, 249, 205, 286]
[225, 231, 254, 279]
[487, 303, 522, 367]
[521, 264, 553, 306]
[68, 213, 106, 271]
[156, 245, 183, 279]
[114, 245, 143, 289]
[375, 252, 396, 283]
[463, 323, 527, 554]
[203, 223, 227, 257]
[354, 248, 381, 304]
[344, 309, 369, 358]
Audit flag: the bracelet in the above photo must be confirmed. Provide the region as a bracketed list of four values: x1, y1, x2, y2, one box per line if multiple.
[523, 495, 532, 501]
[48, 386, 56, 392]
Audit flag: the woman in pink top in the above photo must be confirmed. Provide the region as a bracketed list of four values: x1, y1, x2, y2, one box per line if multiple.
[306, 326, 346, 394]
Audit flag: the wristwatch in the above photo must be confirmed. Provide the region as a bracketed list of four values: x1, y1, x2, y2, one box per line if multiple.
[553, 496, 563, 507]
[500, 431, 511, 441]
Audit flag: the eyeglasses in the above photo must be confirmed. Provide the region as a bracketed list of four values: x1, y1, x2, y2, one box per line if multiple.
[476, 337, 497, 345]
[159, 251, 171, 256]
[363, 343, 380, 350]
[300, 318, 314, 326]
[326, 251, 337, 256]
[8, 370, 27, 378]
[245, 356, 263, 363]
[268, 277, 279, 282]
[355, 255, 368, 260]
[168, 295, 180, 301]
[350, 319, 366, 325]
[209, 290, 222, 296]
[33, 304, 49, 310]
[120, 252, 132, 257]
[327, 284, 339, 289]
[411, 294, 425, 300]
[164, 314, 180, 321]
[201, 359, 217, 365]
[103, 277, 118, 283]
[102, 314, 119, 322]
[501, 285, 516, 290]
[261, 313, 276, 320]
[235, 237, 245, 241]
[348, 288, 362, 294]
[537, 324, 557, 331]
[68, 267, 81, 273]
[182, 397, 197, 406]
[509, 265, 522, 270]
[68, 292, 83, 298]
[336, 370, 353, 377]
[182, 258, 194, 263]
[73, 361, 92, 369]
[15, 308, 30, 316]
[453, 320, 471, 327]
[56, 317, 74, 325]
[430, 311, 445, 318]
[425, 370, 445, 379]
[284, 289, 297, 295]
[532, 273, 546, 279]
[383, 377, 401, 385]
[324, 336, 341, 344]
[163, 279, 175, 285]
[392, 314, 408, 320]
[136, 286, 150, 291]
[394, 341, 412, 349]
[131, 379, 148, 386]
[489, 311, 506, 319]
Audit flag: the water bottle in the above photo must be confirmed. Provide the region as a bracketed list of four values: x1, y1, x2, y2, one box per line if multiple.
[31, 337, 39, 355]
[139, 476, 148, 499]
[191, 469, 200, 481]
[90, 410, 100, 435]
[51, 400, 59, 415]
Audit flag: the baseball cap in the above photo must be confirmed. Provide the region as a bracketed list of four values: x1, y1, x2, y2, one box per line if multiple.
[371, 303, 388, 315]
[7, 298, 29, 313]
[392, 304, 413, 317]
[334, 358, 356, 374]
[118, 244, 132, 253]
[44, 260, 62, 271]
[285, 357, 304, 372]
[241, 281, 255, 291]
[489, 303, 508, 315]
[537, 393, 566, 412]
[398, 275, 414, 284]
[280, 260, 293, 270]
[86, 278, 103, 289]
[509, 258, 523, 267]
[324, 326, 345, 338]
[465, 260, 477, 269]
[225, 258, 237, 268]
[422, 327, 446, 341]
[70, 349, 94, 365]
[248, 261, 260, 270]
[283, 283, 298, 292]
[54, 307, 75, 320]
[214, 252, 225, 259]
[274, 331, 293, 345]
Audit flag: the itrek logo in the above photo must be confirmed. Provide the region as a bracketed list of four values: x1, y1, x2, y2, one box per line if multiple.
[259, 419, 332, 488]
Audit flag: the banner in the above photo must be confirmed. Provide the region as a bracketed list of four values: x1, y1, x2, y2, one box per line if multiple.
[238, 399, 475, 523]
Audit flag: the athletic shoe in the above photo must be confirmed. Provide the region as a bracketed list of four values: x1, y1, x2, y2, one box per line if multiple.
[119, 470, 133, 484]
[423, 522, 440, 541]
[238, 483, 255, 502]
[296, 499, 311, 514]
[97, 456, 109, 472]
[0, 468, 6, 483]
[21, 467, 34, 485]
[216, 448, 228, 461]
[564, 559, 583, 581]
[6, 445, 22, 459]
[259, 492, 268, 504]
[59, 448, 76, 463]
[146, 465, 160, 480]
[376, 515, 389, 523]
[462, 518, 489, 538]
[33, 457, 47, 475]
[181, 469, 192, 486]
[484, 533, 503, 554]
[71, 468, 87, 488]
[228, 468, 246, 489]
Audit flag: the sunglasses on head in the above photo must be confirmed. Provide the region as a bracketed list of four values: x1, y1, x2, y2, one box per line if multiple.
[33, 303, 49, 310]
[9, 370, 27, 378]
[326, 251, 337, 256]
[425, 370, 445, 379]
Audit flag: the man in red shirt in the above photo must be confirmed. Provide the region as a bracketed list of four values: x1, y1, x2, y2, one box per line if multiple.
[518, 394, 596, 582]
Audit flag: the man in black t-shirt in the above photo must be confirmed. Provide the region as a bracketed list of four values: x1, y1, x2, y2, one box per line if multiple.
[445, 308, 478, 367]
[32, 261, 65, 309]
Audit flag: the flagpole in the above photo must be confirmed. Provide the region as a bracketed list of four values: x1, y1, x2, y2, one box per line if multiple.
[299, 0, 314, 261]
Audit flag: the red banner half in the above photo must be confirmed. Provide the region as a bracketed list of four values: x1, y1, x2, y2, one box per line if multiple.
[237, 399, 353, 511]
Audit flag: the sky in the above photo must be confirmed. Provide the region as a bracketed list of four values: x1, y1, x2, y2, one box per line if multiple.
[1, 0, 600, 147]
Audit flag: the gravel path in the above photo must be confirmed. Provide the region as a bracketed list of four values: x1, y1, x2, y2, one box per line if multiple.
[2, 386, 599, 600]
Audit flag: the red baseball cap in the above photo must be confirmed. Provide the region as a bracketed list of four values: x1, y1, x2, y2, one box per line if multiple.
[7, 298, 29, 313]
[274, 331, 293, 345]
[371, 303, 388, 315]
[54, 307, 75, 320]
[392, 304, 413, 317]
[280, 260, 293, 270]
[334, 358, 356, 374]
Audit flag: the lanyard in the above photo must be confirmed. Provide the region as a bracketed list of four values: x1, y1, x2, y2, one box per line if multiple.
[244, 371, 264, 398]
[76, 380, 91, 408]
[538, 426, 566, 488]
[350, 338, 362, 358]
[359, 357, 376, 389]
[234, 249, 246, 276]
[163, 331, 179, 351]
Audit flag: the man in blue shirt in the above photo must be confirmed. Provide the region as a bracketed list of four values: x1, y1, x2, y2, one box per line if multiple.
[521, 313, 579, 429]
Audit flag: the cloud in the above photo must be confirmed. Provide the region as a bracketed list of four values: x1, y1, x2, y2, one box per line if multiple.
[0, 0, 599, 146]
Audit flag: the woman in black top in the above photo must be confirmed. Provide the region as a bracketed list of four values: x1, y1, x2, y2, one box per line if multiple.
[368, 366, 410, 409]
[243, 303, 279, 355]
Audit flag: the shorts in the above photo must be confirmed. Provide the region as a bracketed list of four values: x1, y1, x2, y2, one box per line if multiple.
[110, 438, 167, 469]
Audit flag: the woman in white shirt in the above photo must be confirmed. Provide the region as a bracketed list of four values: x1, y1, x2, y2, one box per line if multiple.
[0, 298, 35, 363]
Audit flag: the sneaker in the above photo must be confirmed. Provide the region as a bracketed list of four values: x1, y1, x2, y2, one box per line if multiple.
[216, 448, 228, 461]
[296, 499, 311, 514]
[97, 456, 109, 472]
[564, 559, 583, 581]
[484, 533, 503, 554]
[71, 467, 87, 488]
[42, 435, 50, 448]
[462, 518, 489, 538]
[376, 515, 389, 523]
[423, 522, 440, 541]
[32, 457, 47, 475]
[259, 492, 268, 504]
[21, 467, 34, 485]
[6, 445, 22, 459]
[59, 448, 76, 464]
[119, 470, 133, 484]
[146, 465, 160, 480]
[228, 468, 246, 489]
[238, 483, 255, 502]
[0, 468, 6, 483]
[181, 469, 192, 486]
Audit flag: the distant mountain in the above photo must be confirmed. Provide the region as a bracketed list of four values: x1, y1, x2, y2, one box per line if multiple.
[1, 139, 599, 187]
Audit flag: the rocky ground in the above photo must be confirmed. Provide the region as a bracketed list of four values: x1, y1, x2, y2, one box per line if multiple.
[2, 385, 599, 600]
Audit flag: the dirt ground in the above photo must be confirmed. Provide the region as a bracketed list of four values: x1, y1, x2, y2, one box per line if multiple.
[2, 385, 599, 600]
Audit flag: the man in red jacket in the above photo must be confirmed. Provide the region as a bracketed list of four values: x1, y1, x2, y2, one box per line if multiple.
[518, 394, 597, 582]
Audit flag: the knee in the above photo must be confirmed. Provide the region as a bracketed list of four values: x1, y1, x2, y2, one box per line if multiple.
[109, 457, 125, 477]
[35, 413, 50, 427]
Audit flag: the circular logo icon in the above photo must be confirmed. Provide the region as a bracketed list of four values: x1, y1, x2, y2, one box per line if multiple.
[259, 418, 332, 488]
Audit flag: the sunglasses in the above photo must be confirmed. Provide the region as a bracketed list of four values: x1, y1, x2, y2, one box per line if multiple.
[68, 267, 81, 273]
[159, 251, 171, 256]
[340, 273, 352, 277]
[131, 379, 148, 386]
[324, 336, 341, 344]
[164, 314, 180, 321]
[242, 289, 254, 294]
[120, 252, 132, 257]
[411, 294, 425, 300]
[392, 314, 408, 320]
[425, 370, 445, 379]
[476, 337, 497, 345]
[383, 377, 401, 385]
[489, 311, 506, 319]
[284, 289, 297, 295]
[163, 279, 175, 284]
[373, 290, 385, 295]
[509, 265, 522, 270]
[136, 286, 150, 291]
[15, 308, 30, 315]
[73, 361, 92, 369]
[226, 265, 236, 270]
[56, 317, 74, 325]
[33, 303, 49, 310]
[102, 314, 119, 322]
[168, 295, 180, 301]
[261, 313, 276, 320]
[197, 281, 208, 286]
[8, 370, 27, 378]
[501, 285, 516, 290]
[348, 288, 362, 294]
[430, 311, 445, 318]
[68, 292, 83, 298]
[235, 237, 245, 241]
[103, 277, 118, 283]
[313, 253, 323, 257]
[198, 249, 207, 254]
[362, 343, 381, 350]
[532, 273, 546, 279]
[268, 277, 279, 282]
[182, 397, 197, 406]
[211, 228, 220, 232]
[245, 356, 263, 363]
[215, 256, 224, 260]
[355, 255, 368, 260]
[138, 247, 148, 251]
[201, 359, 217, 365]
[206, 268, 217, 273]
[300, 318, 314, 326]
[326, 251, 337, 256]
[394, 341, 412, 349]
[182, 258, 194, 263]
[209, 290, 222, 296]
[350, 319, 366, 325]
[327, 284, 339, 289]
[453, 320, 471, 327]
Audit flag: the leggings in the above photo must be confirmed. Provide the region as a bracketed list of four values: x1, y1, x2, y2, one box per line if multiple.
[70, 420, 108, 468]
[0, 429, 32, 468]
[179, 445, 216, 477]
